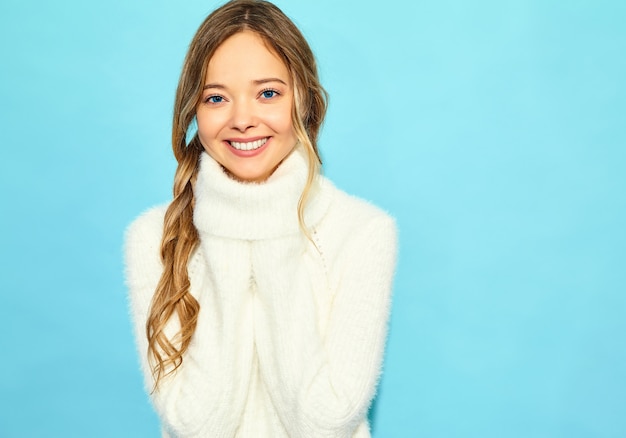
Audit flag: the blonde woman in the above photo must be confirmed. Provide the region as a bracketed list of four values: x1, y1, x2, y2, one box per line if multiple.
[125, 1, 397, 436]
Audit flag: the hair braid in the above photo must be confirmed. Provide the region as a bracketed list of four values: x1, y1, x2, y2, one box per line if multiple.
[146, 136, 202, 390]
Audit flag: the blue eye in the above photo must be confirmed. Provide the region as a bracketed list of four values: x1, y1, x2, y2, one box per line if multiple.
[261, 89, 278, 99]
[206, 95, 224, 104]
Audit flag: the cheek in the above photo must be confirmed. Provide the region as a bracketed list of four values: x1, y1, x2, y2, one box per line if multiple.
[196, 114, 222, 144]
[265, 103, 295, 136]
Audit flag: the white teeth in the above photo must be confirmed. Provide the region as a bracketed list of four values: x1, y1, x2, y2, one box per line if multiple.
[230, 138, 268, 151]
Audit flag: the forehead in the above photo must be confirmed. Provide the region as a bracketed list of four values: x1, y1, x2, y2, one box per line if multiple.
[206, 31, 290, 84]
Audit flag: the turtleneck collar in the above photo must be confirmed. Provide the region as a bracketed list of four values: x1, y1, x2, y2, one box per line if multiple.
[193, 146, 333, 240]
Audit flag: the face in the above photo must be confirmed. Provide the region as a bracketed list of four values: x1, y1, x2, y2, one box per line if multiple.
[196, 30, 297, 183]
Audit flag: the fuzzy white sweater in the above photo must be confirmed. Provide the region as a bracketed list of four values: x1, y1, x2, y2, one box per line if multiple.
[125, 147, 397, 438]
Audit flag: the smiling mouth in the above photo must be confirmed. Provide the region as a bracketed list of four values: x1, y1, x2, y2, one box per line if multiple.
[229, 137, 268, 151]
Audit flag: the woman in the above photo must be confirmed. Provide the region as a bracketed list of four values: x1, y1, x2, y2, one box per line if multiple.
[125, 1, 397, 436]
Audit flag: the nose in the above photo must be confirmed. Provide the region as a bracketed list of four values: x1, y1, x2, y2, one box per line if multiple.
[230, 100, 257, 132]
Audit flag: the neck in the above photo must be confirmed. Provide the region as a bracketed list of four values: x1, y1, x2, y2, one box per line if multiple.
[192, 146, 332, 240]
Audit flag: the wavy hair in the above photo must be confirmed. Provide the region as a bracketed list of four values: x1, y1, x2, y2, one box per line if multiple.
[146, 0, 328, 390]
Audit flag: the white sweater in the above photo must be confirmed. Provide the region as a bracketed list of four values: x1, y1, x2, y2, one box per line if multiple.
[125, 146, 397, 438]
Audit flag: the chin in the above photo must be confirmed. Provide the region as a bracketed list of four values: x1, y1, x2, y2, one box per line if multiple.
[227, 167, 272, 183]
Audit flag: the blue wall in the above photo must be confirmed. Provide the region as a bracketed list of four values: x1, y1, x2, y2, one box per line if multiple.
[1, 0, 624, 436]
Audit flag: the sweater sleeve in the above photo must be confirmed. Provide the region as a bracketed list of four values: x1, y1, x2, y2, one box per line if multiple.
[251, 214, 398, 437]
[125, 208, 255, 437]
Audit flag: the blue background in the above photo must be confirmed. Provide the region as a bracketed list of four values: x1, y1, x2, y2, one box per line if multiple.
[1, 0, 625, 436]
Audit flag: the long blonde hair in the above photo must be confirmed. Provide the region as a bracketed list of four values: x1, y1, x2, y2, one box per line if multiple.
[146, 0, 328, 389]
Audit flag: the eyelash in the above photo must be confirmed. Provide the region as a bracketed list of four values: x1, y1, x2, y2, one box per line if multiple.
[204, 94, 225, 104]
[260, 88, 280, 99]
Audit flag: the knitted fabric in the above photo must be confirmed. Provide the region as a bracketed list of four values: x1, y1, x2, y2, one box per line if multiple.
[125, 146, 397, 437]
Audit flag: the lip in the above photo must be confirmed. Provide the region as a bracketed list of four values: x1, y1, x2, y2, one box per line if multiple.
[226, 135, 268, 143]
[224, 136, 271, 157]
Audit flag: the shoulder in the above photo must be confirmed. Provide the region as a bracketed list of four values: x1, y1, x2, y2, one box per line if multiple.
[316, 178, 397, 257]
[124, 204, 168, 293]
[125, 205, 168, 249]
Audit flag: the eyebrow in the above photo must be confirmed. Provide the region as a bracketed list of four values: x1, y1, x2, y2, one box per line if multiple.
[203, 77, 288, 90]
[254, 78, 287, 86]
